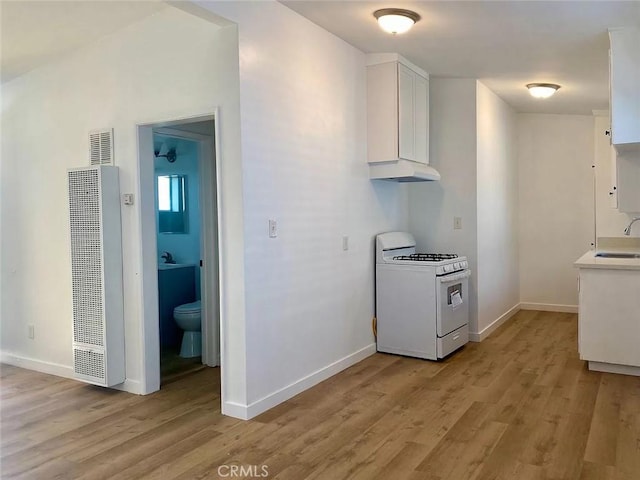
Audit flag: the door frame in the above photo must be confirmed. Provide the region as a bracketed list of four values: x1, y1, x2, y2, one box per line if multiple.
[136, 109, 222, 393]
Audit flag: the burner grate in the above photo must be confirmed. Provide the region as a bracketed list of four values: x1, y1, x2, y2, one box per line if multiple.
[393, 253, 458, 262]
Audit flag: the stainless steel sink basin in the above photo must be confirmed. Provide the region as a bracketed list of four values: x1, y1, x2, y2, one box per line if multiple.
[595, 252, 640, 259]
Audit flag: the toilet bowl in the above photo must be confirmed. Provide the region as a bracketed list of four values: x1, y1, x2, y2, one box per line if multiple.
[173, 300, 201, 358]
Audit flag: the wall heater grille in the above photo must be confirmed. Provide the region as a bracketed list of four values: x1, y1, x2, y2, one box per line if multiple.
[69, 169, 104, 346]
[74, 347, 106, 380]
[68, 165, 125, 387]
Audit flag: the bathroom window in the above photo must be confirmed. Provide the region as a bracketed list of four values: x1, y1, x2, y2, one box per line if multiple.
[157, 174, 188, 233]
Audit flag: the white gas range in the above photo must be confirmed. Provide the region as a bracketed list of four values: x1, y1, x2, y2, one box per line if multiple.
[375, 231, 471, 360]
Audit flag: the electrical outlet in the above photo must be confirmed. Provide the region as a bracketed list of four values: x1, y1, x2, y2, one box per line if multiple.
[454, 217, 462, 230]
[269, 219, 277, 238]
[28, 325, 35, 340]
[342, 235, 349, 251]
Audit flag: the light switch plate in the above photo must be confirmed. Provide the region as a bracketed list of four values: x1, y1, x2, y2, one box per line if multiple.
[269, 219, 277, 238]
[454, 217, 462, 230]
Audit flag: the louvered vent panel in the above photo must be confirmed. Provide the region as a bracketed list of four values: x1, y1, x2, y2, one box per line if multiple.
[68, 169, 104, 346]
[89, 129, 114, 165]
[74, 347, 105, 381]
[68, 166, 125, 387]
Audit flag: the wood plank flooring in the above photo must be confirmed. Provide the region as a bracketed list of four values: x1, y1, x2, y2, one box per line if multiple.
[2, 310, 639, 479]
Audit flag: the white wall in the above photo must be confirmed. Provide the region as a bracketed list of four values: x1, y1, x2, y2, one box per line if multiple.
[205, 1, 407, 410]
[0, 8, 245, 398]
[518, 114, 594, 309]
[408, 79, 518, 336]
[408, 79, 479, 331]
[476, 82, 519, 334]
[1, 0, 410, 419]
[593, 113, 633, 237]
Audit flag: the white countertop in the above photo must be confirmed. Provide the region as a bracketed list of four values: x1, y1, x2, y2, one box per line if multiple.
[575, 251, 640, 270]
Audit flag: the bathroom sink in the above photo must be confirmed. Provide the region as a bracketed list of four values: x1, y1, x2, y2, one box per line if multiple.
[595, 252, 640, 259]
[158, 263, 194, 270]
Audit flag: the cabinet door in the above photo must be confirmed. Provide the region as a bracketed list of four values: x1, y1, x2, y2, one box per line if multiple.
[398, 64, 415, 161]
[579, 268, 640, 367]
[616, 151, 640, 213]
[367, 62, 400, 163]
[609, 143, 618, 209]
[414, 74, 429, 164]
[609, 28, 640, 146]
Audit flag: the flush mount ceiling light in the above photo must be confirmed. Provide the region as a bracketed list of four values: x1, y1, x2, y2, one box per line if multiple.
[526, 83, 561, 99]
[374, 8, 420, 34]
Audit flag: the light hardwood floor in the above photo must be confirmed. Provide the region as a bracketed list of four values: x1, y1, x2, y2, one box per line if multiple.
[1, 310, 639, 479]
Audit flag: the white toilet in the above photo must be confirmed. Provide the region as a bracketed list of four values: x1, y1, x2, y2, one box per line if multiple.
[173, 300, 201, 358]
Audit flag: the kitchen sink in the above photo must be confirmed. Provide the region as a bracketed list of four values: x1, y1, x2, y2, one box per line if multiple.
[595, 252, 640, 259]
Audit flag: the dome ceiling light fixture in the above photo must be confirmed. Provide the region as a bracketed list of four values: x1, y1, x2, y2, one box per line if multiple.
[373, 8, 420, 35]
[526, 83, 561, 99]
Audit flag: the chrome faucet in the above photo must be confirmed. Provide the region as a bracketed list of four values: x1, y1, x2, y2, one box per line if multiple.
[161, 251, 176, 264]
[623, 217, 640, 236]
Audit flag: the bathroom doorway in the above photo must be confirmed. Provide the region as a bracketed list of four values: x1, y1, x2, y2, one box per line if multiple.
[137, 114, 221, 391]
[154, 130, 204, 382]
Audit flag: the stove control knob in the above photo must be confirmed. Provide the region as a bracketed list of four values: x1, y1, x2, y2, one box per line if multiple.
[444, 264, 452, 273]
[454, 262, 461, 270]
[462, 261, 468, 269]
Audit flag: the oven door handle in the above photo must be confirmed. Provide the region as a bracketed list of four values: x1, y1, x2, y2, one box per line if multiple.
[438, 270, 471, 283]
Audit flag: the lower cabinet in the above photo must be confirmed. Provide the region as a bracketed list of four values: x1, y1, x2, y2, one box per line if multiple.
[578, 267, 640, 368]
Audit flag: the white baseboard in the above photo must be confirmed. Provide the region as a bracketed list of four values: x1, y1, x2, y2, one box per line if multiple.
[588, 361, 640, 377]
[113, 379, 143, 395]
[0, 351, 75, 379]
[222, 343, 377, 420]
[221, 401, 251, 420]
[469, 303, 521, 342]
[1, 351, 142, 394]
[468, 302, 579, 342]
[519, 303, 578, 313]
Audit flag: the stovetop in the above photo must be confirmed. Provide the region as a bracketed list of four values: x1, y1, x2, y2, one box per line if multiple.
[392, 253, 458, 262]
[382, 251, 468, 274]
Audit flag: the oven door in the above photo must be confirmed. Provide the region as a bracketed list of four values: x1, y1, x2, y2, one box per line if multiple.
[436, 270, 471, 337]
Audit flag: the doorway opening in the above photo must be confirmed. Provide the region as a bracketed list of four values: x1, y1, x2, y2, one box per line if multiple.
[137, 113, 221, 392]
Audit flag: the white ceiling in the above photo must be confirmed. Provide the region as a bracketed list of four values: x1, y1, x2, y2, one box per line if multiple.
[2, 1, 638, 114]
[282, 1, 640, 114]
[0, 1, 167, 83]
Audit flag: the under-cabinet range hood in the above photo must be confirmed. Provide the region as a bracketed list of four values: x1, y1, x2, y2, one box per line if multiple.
[369, 160, 441, 182]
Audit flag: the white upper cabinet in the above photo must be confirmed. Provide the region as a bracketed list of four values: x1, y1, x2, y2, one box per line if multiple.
[609, 27, 640, 149]
[608, 27, 640, 213]
[616, 151, 640, 213]
[367, 54, 429, 165]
